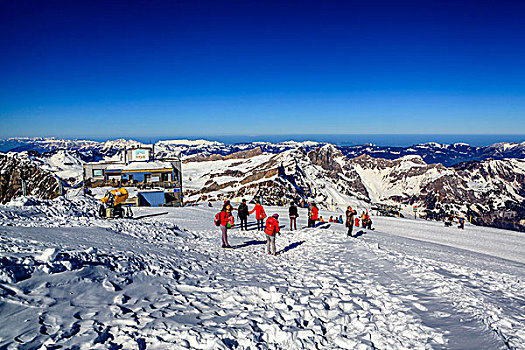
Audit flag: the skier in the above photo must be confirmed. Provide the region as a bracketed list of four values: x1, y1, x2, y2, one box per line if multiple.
[308, 203, 319, 228]
[219, 202, 233, 248]
[237, 199, 249, 231]
[355, 217, 360, 227]
[329, 216, 334, 222]
[338, 215, 344, 224]
[289, 201, 298, 231]
[250, 201, 267, 231]
[346, 206, 357, 237]
[458, 217, 465, 229]
[265, 214, 280, 255]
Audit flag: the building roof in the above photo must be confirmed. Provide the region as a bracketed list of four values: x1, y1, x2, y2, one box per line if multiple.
[86, 160, 124, 166]
[106, 160, 173, 172]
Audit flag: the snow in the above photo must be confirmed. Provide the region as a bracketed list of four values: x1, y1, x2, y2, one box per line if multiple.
[0, 196, 523, 349]
[101, 139, 146, 149]
[374, 216, 525, 263]
[37, 247, 59, 263]
[280, 140, 321, 147]
[182, 154, 275, 194]
[41, 150, 84, 181]
[421, 142, 443, 148]
[394, 155, 426, 170]
[121, 160, 174, 171]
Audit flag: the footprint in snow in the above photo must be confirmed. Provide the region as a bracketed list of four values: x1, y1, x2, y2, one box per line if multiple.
[14, 330, 38, 344]
[102, 278, 122, 292]
[114, 293, 131, 305]
[60, 322, 81, 339]
[412, 302, 428, 311]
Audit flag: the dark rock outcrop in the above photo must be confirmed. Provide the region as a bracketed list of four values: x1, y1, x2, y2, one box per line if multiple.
[0, 154, 62, 204]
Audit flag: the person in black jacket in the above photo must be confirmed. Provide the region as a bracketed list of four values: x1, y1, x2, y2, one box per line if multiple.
[237, 199, 249, 230]
[346, 206, 357, 237]
[289, 201, 298, 231]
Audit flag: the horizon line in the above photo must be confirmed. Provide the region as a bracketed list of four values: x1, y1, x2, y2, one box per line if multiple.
[3, 133, 525, 139]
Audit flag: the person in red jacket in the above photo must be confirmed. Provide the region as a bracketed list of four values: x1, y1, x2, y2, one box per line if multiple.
[250, 201, 267, 231]
[265, 214, 280, 255]
[361, 210, 373, 230]
[308, 203, 319, 228]
[219, 202, 233, 248]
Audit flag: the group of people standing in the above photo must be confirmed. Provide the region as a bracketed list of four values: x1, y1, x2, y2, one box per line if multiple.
[216, 199, 280, 255]
[237, 199, 268, 231]
[215, 200, 373, 254]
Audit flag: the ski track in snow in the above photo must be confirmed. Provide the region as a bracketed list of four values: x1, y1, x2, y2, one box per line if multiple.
[0, 199, 524, 349]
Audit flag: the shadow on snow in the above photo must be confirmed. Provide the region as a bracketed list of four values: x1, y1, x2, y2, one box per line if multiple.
[281, 240, 306, 254]
[231, 240, 266, 249]
[353, 230, 367, 238]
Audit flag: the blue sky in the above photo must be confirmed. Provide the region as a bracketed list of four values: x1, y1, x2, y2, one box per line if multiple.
[1, 0, 524, 138]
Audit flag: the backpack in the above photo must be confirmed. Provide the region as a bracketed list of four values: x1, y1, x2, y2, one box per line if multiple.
[265, 217, 278, 236]
[227, 215, 234, 228]
[214, 212, 221, 226]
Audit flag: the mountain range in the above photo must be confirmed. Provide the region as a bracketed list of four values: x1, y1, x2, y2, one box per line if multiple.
[2, 137, 525, 166]
[1, 137, 524, 231]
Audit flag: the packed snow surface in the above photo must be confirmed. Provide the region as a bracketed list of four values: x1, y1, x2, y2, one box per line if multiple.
[0, 196, 524, 349]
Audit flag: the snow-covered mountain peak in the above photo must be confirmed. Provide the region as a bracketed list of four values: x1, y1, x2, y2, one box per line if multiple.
[280, 140, 322, 147]
[157, 139, 224, 147]
[487, 141, 525, 153]
[307, 144, 345, 172]
[47, 149, 83, 166]
[101, 139, 146, 149]
[350, 154, 395, 170]
[422, 142, 444, 148]
[394, 154, 427, 165]
[318, 143, 339, 152]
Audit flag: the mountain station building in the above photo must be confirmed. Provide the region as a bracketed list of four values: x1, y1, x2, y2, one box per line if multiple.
[83, 146, 182, 206]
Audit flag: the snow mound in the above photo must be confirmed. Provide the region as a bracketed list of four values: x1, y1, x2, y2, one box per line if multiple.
[1, 195, 100, 223]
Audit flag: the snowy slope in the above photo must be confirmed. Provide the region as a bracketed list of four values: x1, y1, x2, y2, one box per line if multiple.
[182, 146, 525, 231]
[0, 197, 523, 349]
[30, 149, 84, 183]
[182, 146, 370, 211]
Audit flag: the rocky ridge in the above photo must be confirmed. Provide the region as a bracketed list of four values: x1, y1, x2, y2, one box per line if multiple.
[183, 145, 525, 231]
[0, 154, 63, 204]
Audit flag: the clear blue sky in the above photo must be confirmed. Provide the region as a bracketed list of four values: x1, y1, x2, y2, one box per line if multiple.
[1, 0, 524, 138]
